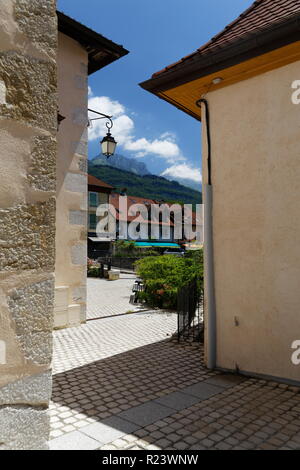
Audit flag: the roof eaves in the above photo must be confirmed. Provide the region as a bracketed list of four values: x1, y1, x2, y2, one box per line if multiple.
[151, 1, 265, 79]
[140, 14, 300, 95]
[57, 11, 129, 75]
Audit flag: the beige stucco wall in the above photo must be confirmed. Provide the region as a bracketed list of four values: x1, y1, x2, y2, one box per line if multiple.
[203, 60, 300, 384]
[55, 32, 88, 328]
[0, 0, 57, 449]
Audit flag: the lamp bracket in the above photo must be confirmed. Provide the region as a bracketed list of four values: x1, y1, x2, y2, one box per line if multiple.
[88, 108, 113, 130]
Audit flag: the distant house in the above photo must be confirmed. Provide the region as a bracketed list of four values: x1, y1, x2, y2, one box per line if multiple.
[141, 0, 300, 385]
[87, 175, 202, 257]
[109, 193, 176, 244]
[109, 192, 202, 246]
[182, 209, 203, 250]
[88, 175, 114, 258]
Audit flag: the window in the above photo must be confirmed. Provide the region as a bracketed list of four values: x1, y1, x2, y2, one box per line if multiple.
[89, 192, 98, 207]
[89, 213, 97, 230]
[99, 192, 108, 205]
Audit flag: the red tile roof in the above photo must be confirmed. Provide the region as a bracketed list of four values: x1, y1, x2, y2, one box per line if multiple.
[108, 193, 202, 232]
[109, 193, 175, 226]
[88, 174, 114, 189]
[152, 0, 300, 78]
[110, 193, 158, 207]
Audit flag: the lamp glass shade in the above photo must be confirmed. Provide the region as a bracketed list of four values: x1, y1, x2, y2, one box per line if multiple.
[101, 132, 117, 157]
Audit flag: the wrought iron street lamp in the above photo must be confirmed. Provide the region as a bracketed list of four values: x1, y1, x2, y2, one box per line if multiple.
[88, 108, 117, 158]
[100, 126, 117, 158]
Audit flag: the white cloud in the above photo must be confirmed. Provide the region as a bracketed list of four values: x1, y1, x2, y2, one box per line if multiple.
[89, 95, 125, 118]
[88, 92, 186, 163]
[161, 163, 202, 183]
[88, 96, 133, 144]
[124, 138, 184, 162]
[159, 131, 177, 142]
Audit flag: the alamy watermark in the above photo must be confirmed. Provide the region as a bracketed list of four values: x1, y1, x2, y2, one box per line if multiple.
[0, 340, 6, 365]
[291, 80, 300, 104]
[287, 82, 300, 366]
[291, 340, 300, 366]
[95, 196, 204, 243]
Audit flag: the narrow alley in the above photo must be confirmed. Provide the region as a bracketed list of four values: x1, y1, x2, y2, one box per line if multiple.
[49, 279, 300, 450]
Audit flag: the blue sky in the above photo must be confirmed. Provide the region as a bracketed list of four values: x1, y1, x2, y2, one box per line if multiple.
[58, 0, 253, 184]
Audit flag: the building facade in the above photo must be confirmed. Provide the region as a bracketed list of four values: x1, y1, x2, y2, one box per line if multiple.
[54, 13, 127, 330]
[141, 0, 300, 385]
[110, 193, 176, 244]
[88, 175, 114, 258]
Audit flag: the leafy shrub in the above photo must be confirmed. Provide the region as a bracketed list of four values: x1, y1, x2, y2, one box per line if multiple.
[88, 266, 101, 277]
[114, 240, 136, 257]
[87, 259, 101, 277]
[135, 250, 203, 309]
[139, 250, 160, 258]
[114, 240, 159, 258]
[184, 250, 203, 279]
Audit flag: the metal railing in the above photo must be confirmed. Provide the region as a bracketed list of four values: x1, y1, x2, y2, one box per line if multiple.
[130, 279, 145, 304]
[177, 277, 204, 343]
[88, 250, 111, 260]
[97, 256, 138, 272]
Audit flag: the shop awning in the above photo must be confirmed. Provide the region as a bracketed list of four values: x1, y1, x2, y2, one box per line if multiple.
[133, 242, 181, 248]
[88, 237, 113, 242]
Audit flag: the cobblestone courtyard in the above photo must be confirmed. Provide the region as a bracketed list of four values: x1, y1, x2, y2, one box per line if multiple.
[87, 274, 144, 319]
[49, 280, 300, 450]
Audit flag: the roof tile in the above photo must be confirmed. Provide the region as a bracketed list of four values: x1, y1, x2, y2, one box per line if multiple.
[88, 174, 114, 189]
[153, 0, 300, 78]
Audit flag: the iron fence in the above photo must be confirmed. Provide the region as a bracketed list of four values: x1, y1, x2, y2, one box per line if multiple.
[177, 277, 204, 343]
[89, 250, 111, 260]
[97, 256, 138, 272]
[130, 278, 145, 304]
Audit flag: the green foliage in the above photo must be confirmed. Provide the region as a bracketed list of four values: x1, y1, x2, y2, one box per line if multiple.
[184, 250, 204, 280]
[140, 250, 160, 257]
[114, 240, 159, 258]
[114, 240, 136, 256]
[135, 250, 203, 309]
[88, 163, 202, 209]
[87, 265, 101, 277]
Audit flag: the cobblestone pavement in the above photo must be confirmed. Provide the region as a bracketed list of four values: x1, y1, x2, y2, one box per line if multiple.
[52, 310, 177, 375]
[50, 305, 300, 450]
[87, 274, 144, 319]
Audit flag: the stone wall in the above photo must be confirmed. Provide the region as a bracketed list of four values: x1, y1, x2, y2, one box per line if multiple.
[0, 0, 57, 449]
[54, 32, 88, 329]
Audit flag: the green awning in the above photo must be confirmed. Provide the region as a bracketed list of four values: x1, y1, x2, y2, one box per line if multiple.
[134, 242, 181, 248]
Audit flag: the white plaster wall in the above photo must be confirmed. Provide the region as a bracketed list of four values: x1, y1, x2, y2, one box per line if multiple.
[55, 32, 88, 328]
[202, 60, 300, 384]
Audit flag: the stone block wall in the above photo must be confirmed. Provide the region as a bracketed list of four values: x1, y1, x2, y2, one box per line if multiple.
[0, 0, 57, 450]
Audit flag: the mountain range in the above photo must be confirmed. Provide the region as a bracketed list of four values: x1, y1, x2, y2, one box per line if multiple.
[90, 154, 201, 191]
[89, 159, 202, 208]
[91, 154, 150, 176]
